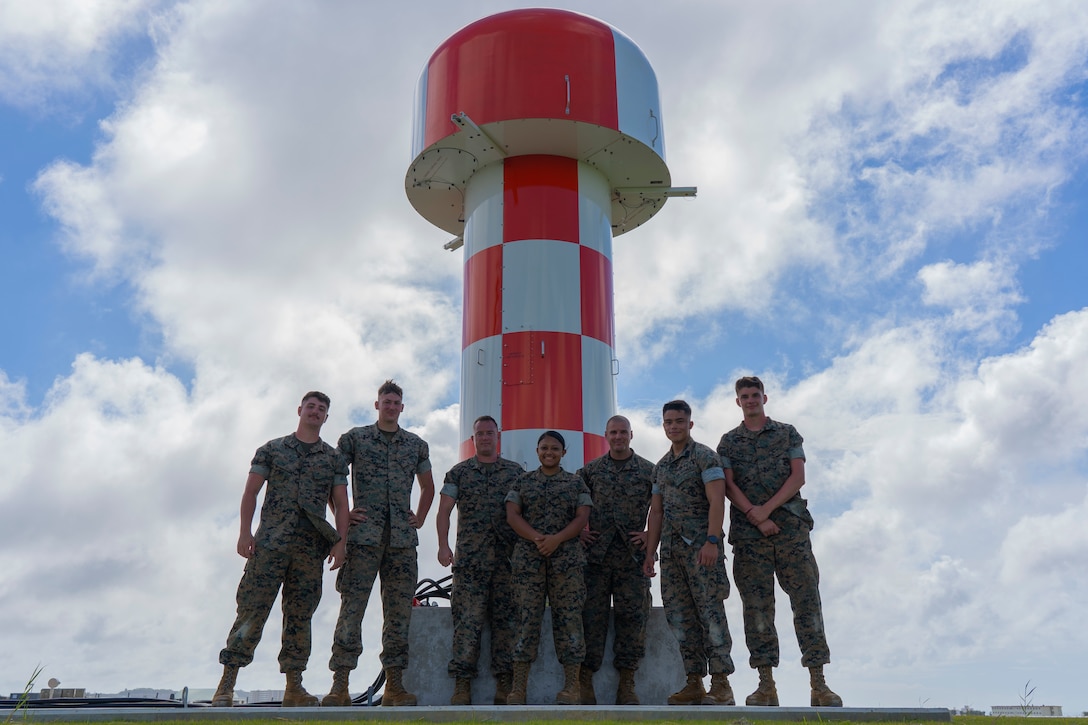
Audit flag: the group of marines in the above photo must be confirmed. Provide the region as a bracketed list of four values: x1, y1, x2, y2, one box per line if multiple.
[210, 377, 843, 708]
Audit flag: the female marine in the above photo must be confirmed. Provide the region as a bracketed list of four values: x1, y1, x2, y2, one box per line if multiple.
[504, 431, 592, 705]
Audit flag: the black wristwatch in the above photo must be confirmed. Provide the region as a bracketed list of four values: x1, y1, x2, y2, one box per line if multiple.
[706, 534, 720, 545]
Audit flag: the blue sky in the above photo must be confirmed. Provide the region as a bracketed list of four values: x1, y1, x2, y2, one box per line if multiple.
[2, 0, 1087, 714]
[1, 96, 145, 404]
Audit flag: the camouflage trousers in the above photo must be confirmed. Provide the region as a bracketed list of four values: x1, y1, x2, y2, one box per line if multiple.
[512, 545, 586, 665]
[329, 541, 417, 670]
[219, 545, 322, 672]
[448, 554, 517, 678]
[732, 534, 830, 668]
[582, 542, 650, 672]
[660, 539, 735, 676]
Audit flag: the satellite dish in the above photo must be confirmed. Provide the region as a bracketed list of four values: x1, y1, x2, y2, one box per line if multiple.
[48, 678, 60, 688]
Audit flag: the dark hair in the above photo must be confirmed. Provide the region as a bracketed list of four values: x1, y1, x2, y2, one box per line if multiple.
[474, 415, 499, 429]
[662, 399, 691, 416]
[537, 430, 566, 449]
[734, 376, 765, 394]
[378, 379, 403, 398]
[301, 391, 331, 408]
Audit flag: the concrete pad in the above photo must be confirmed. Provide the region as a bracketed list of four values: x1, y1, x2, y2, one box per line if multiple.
[15, 704, 953, 722]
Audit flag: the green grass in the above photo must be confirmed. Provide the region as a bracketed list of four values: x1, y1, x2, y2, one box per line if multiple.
[12, 714, 1083, 718]
[3, 664, 43, 724]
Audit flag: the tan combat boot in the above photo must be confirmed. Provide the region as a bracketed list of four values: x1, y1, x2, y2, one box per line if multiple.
[321, 667, 351, 707]
[281, 670, 318, 707]
[667, 673, 706, 705]
[579, 667, 596, 705]
[616, 668, 639, 705]
[381, 666, 417, 706]
[809, 665, 843, 707]
[555, 663, 581, 705]
[703, 672, 735, 705]
[493, 671, 512, 705]
[211, 664, 238, 707]
[450, 677, 472, 705]
[746, 665, 779, 706]
[506, 661, 530, 705]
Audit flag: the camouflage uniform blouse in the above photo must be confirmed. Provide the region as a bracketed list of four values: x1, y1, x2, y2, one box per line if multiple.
[717, 418, 814, 543]
[505, 468, 593, 570]
[577, 452, 655, 566]
[249, 434, 348, 553]
[653, 440, 726, 557]
[337, 424, 431, 548]
[441, 456, 524, 567]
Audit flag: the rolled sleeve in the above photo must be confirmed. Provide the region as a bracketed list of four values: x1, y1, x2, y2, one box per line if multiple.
[336, 433, 354, 459]
[701, 466, 725, 484]
[333, 454, 349, 486]
[250, 443, 272, 478]
[788, 425, 805, 460]
[415, 440, 432, 474]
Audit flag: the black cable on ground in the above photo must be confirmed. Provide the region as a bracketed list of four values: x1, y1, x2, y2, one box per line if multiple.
[0, 697, 199, 709]
[415, 574, 453, 604]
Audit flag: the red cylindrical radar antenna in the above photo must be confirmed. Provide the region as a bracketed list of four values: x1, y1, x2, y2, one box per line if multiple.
[406, 8, 694, 468]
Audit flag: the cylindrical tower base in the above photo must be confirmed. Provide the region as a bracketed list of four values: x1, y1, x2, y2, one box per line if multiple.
[459, 155, 617, 468]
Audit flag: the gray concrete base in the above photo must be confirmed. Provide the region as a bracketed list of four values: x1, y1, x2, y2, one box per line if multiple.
[15, 705, 953, 722]
[405, 604, 686, 705]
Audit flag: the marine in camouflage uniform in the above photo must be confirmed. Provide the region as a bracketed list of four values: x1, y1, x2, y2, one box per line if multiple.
[577, 418, 654, 679]
[214, 391, 350, 708]
[436, 416, 524, 697]
[718, 376, 840, 707]
[220, 434, 348, 669]
[504, 431, 592, 706]
[506, 466, 593, 665]
[719, 418, 825, 667]
[644, 400, 735, 706]
[325, 381, 435, 707]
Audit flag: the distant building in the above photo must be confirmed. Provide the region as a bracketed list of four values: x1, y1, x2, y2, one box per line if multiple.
[992, 705, 1063, 716]
[953, 705, 986, 716]
[38, 688, 85, 699]
[248, 690, 285, 704]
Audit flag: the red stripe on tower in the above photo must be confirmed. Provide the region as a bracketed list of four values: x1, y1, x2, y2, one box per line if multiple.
[579, 245, 614, 347]
[462, 245, 502, 346]
[584, 432, 609, 462]
[501, 331, 583, 432]
[503, 156, 579, 244]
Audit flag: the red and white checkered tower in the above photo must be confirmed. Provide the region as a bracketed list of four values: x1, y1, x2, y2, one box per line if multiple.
[406, 8, 693, 468]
